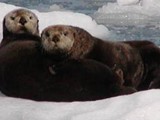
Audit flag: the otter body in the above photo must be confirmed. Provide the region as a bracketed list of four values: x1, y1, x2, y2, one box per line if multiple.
[41, 25, 144, 89]
[124, 40, 160, 90]
[0, 40, 135, 101]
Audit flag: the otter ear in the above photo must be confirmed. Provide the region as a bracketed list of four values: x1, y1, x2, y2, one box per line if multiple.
[68, 26, 76, 38]
[69, 26, 77, 38]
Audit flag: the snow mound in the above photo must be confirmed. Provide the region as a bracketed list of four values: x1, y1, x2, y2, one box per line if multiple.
[0, 90, 160, 120]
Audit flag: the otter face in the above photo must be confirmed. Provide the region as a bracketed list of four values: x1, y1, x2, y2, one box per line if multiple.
[41, 25, 75, 54]
[4, 8, 39, 36]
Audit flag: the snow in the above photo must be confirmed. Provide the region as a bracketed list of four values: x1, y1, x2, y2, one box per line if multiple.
[0, 2, 160, 120]
[0, 90, 160, 120]
[37, 11, 109, 40]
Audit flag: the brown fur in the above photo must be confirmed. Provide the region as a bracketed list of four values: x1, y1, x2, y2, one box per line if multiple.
[0, 40, 136, 101]
[41, 25, 144, 89]
[124, 40, 160, 90]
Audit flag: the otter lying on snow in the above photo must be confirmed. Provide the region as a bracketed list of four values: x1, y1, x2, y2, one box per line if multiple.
[41, 25, 144, 90]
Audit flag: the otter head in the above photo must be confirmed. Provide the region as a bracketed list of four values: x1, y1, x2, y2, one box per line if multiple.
[41, 25, 75, 56]
[3, 8, 39, 38]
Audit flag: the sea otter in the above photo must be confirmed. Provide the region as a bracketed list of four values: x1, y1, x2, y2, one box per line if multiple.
[0, 40, 136, 101]
[41, 25, 144, 89]
[0, 8, 40, 47]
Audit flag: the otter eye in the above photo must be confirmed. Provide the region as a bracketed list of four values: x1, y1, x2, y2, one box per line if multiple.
[64, 32, 68, 36]
[29, 16, 32, 19]
[10, 16, 15, 20]
[45, 32, 50, 37]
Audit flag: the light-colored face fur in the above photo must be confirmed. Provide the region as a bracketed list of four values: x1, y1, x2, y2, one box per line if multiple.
[4, 8, 39, 35]
[41, 25, 75, 54]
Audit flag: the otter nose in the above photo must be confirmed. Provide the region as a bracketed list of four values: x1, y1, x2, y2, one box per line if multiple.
[52, 35, 59, 43]
[19, 17, 27, 25]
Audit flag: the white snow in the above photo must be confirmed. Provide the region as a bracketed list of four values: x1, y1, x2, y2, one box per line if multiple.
[0, 90, 160, 120]
[0, 2, 160, 120]
[37, 11, 109, 40]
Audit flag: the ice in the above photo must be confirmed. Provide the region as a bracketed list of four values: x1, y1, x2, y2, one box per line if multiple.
[117, 0, 140, 6]
[49, 4, 65, 11]
[142, 0, 160, 8]
[93, 0, 160, 26]
[93, 0, 160, 44]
